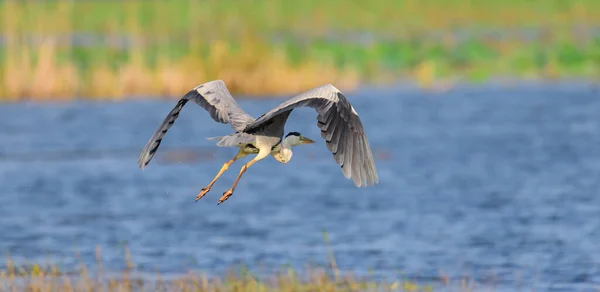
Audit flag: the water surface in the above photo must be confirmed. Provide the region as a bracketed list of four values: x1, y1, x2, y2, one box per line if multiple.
[1, 81, 600, 291]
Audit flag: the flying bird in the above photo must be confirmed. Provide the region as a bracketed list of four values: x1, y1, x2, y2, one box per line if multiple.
[138, 80, 378, 204]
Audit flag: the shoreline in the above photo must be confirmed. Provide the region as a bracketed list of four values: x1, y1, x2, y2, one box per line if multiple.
[1, 77, 598, 104]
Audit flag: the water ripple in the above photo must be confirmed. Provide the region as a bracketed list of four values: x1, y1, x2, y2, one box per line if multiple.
[1, 82, 600, 291]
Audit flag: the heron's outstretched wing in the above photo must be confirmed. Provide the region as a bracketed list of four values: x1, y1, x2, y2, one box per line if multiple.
[244, 84, 378, 187]
[138, 80, 255, 169]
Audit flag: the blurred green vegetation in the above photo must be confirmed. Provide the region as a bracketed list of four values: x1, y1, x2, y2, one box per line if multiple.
[0, 0, 599, 100]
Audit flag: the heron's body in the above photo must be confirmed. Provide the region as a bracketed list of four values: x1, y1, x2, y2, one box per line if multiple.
[138, 80, 378, 204]
[235, 138, 288, 163]
[211, 130, 302, 164]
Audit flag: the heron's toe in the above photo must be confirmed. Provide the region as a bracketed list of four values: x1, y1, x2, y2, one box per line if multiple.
[195, 187, 211, 202]
[217, 190, 233, 205]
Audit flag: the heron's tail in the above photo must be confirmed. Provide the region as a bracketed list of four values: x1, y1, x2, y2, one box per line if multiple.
[208, 133, 255, 147]
[138, 99, 188, 169]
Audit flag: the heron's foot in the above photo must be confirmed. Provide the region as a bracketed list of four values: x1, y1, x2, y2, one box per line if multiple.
[217, 190, 233, 205]
[195, 187, 211, 202]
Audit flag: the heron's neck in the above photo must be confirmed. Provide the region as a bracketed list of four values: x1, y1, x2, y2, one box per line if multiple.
[281, 136, 294, 150]
[273, 136, 294, 164]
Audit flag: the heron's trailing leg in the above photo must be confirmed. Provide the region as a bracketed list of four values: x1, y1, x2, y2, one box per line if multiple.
[218, 147, 269, 205]
[195, 150, 247, 202]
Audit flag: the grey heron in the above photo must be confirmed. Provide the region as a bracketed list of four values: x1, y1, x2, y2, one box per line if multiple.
[138, 80, 378, 204]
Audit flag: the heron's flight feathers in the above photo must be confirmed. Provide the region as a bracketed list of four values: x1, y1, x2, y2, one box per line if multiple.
[190, 80, 256, 132]
[243, 84, 379, 187]
[138, 80, 378, 188]
[138, 80, 255, 169]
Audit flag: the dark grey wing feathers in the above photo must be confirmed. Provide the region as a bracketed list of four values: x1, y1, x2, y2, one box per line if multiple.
[137, 98, 187, 169]
[244, 84, 378, 187]
[137, 80, 254, 169]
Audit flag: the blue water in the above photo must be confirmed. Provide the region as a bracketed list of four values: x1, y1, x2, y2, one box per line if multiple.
[1, 81, 600, 291]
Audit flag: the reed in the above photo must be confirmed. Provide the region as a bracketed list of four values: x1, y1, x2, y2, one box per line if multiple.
[0, 0, 599, 100]
[0, 245, 494, 292]
[0, 262, 432, 292]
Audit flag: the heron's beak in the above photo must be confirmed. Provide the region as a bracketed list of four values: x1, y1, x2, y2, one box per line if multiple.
[301, 137, 315, 144]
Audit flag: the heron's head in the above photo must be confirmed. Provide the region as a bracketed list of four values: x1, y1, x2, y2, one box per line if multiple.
[284, 132, 315, 147]
[274, 132, 314, 164]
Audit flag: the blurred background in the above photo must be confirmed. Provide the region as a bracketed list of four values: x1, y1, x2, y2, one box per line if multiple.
[1, 0, 600, 291]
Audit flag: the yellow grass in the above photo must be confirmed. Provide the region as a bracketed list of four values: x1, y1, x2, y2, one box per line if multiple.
[0, 1, 361, 101]
[1, 0, 598, 100]
[0, 232, 495, 291]
[1, 40, 360, 101]
[1, 41, 361, 100]
[1, 33, 360, 101]
[0, 246, 474, 292]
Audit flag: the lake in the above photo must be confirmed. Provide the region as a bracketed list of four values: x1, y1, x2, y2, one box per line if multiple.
[1, 81, 599, 291]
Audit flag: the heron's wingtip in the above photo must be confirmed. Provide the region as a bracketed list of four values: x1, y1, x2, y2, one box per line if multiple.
[361, 178, 379, 188]
[198, 79, 226, 88]
[322, 83, 341, 93]
[137, 157, 149, 170]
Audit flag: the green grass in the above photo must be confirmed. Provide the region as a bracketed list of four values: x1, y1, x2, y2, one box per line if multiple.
[4, 0, 600, 34]
[0, 261, 439, 292]
[1, 0, 599, 100]
[0, 245, 492, 292]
